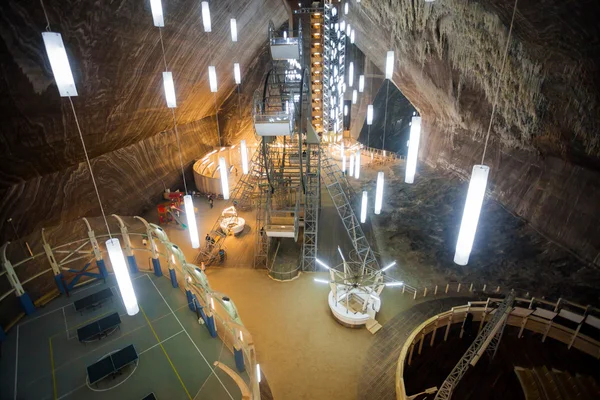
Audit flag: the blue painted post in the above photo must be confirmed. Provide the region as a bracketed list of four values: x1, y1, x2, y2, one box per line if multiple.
[185, 290, 195, 311]
[18, 293, 35, 315]
[206, 313, 217, 338]
[169, 268, 178, 288]
[126, 255, 139, 274]
[53, 273, 65, 294]
[234, 345, 245, 372]
[97, 259, 108, 280]
[151, 258, 163, 277]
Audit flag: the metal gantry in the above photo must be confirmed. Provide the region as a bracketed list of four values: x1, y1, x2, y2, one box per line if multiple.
[434, 292, 516, 400]
[301, 143, 321, 271]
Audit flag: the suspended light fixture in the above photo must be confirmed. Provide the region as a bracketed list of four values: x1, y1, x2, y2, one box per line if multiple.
[41, 32, 77, 97]
[340, 21, 346, 32]
[256, 364, 261, 383]
[454, 165, 489, 265]
[354, 149, 360, 179]
[149, 0, 165, 27]
[183, 195, 199, 249]
[343, 105, 348, 116]
[360, 191, 368, 223]
[385, 50, 394, 79]
[344, 2, 349, 15]
[230, 18, 237, 42]
[241, 139, 249, 174]
[342, 152, 347, 173]
[405, 116, 421, 184]
[367, 105, 373, 125]
[358, 75, 365, 93]
[201, 1, 212, 32]
[208, 66, 218, 92]
[348, 61, 354, 87]
[350, 29, 355, 44]
[219, 157, 230, 200]
[162, 71, 177, 108]
[375, 171, 384, 214]
[234, 63, 241, 85]
[346, 23, 351, 36]
[106, 239, 140, 315]
[352, 89, 357, 104]
[380, 261, 396, 272]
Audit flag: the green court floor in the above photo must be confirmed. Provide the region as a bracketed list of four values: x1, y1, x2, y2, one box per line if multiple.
[1, 273, 246, 400]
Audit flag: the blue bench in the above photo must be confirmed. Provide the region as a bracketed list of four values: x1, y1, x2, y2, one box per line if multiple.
[77, 312, 121, 342]
[87, 344, 138, 386]
[74, 288, 113, 314]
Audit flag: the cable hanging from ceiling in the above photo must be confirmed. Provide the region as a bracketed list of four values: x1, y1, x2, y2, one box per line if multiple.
[40, 0, 139, 315]
[454, 0, 518, 266]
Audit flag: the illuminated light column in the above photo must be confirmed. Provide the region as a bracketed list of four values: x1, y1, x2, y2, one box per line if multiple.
[405, 116, 422, 184]
[344, 2, 349, 15]
[162, 72, 177, 108]
[348, 61, 354, 87]
[454, 165, 490, 265]
[344, 105, 348, 116]
[375, 171, 384, 214]
[352, 90, 357, 104]
[360, 191, 368, 223]
[219, 157, 230, 200]
[201, 1, 211, 32]
[230, 18, 237, 42]
[208, 66, 218, 92]
[41, 32, 77, 97]
[240, 140, 249, 174]
[106, 238, 139, 316]
[385, 50, 394, 79]
[350, 29, 355, 44]
[359, 75, 365, 92]
[183, 195, 199, 249]
[234, 63, 241, 85]
[349, 153, 355, 177]
[149, 0, 165, 27]
[354, 149, 360, 179]
[367, 105, 373, 125]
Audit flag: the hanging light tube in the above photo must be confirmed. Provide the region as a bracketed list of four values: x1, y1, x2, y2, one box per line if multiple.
[149, 0, 165, 27]
[359, 75, 365, 92]
[405, 116, 422, 184]
[354, 149, 360, 179]
[162, 71, 177, 108]
[367, 105, 373, 125]
[230, 18, 237, 42]
[350, 29, 355, 44]
[208, 66, 218, 92]
[344, 105, 348, 116]
[385, 50, 394, 79]
[454, 165, 490, 265]
[360, 191, 367, 223]
[106, 238, 139, 316]
[386, 282, 404, 287]
[42, 32, 78, 97]
[315, 258, 331, 269]
[201, 1, 212, 32]
[183, 195, 199, 248]
[240, 139, 249, 174]
[314, 278, 330, 284]
[219, 157, 230, 200]
[381, 261, 396, 272]
[348, 61, 354, 87]
[233, 63, 241, 85]
[346, 23, 351, 36]
[344, 2, 349, 15]
[352, 90, 357, 104]
[340, 21, 345, 32]
[375, 171, 384, 214]
[342, 153, 346, 173]
[256, 364, 261, 383]
[349, 154, 355, 177]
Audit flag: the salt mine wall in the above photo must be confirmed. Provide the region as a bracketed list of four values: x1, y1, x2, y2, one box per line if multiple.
[0, 0, 287, 245]
[348, 0, 600, 265]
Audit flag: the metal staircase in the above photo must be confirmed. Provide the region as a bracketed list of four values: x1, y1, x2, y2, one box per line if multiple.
[230, 148, 261, 210]
[320, 150, 378, 271]
[301, 143, 321, 271]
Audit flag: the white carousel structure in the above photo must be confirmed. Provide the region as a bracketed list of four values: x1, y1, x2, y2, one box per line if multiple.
[219, 205, 246, 235]
[315, 247, 401, 333]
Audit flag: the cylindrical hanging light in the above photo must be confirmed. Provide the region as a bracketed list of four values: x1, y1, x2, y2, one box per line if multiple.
[350, 29, 355, 44]
[241, 139, 249, 174]
[106, 238, 139, 316]
[234, 63, 241, 85]
[385, 51, 394, 79]
[162, 71, 177, 108]
[343, 105, 348, 116]
[340, 21, 345, 32]
[149, 0, 165, 27]
[375, 171, 384, 214]
[454, 165, 489, 265]
[405, 116, 422, 184]
[342, 152, 346, 173]
[352, 90, 357, 104]
[367, 105, 373, 125]
[219, 157, 230, 200]
[344, 2, 349, 15]
[354, 149, 360, 179]
[42, 32, 78, 97]
[230, 18, 237, 42]
[183, 195, 199, 249]
[346, 23, 351, 36]
[349, 154, 355, 177]
[360, 191, 368, 223]
[348, 62, 354, 87]
[201, 1, 212, 32]
[358, 75, 365, 93]
[208, 66, 218, 93]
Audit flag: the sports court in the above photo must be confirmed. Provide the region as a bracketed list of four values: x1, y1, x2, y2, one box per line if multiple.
[1, 273, 245, 400]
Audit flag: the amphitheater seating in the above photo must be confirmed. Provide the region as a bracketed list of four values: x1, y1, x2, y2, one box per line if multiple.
[515, 366, 600, 400]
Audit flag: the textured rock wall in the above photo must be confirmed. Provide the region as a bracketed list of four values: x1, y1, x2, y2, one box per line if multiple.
[0, 0, 287, 244]
[348, 0, 600, 265]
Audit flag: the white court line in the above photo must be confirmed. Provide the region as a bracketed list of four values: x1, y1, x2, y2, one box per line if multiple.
[13, 325, 19, 400]
[62, 308, 69, 339]
[146, 275, 234, 400]
[56, 329, 185, 400]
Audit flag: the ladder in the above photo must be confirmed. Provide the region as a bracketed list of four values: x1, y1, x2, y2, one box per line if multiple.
[301, 143, 321, 271]
[230, 147, 261, 210]
[320, 151, 379, 271]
